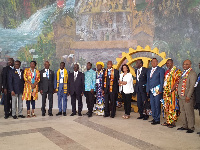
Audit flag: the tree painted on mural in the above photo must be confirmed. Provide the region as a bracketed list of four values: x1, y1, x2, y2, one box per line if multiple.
[138, 0, 200, 72]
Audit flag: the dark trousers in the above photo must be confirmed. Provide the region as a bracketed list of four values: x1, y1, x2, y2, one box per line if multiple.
[137, 90, 147, 117]
[42, 92, 53, 114]
[85, 91, 94, 114]
[104, 92, 117, 117]
[150, 93, 162, 122]
[71, 92, 82, 114]
[26, 97, 35, 110]
[122, 92, 132, 115]
[4, 92, 12, 117]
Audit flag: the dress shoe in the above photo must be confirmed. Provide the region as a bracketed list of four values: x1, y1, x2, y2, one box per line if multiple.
[151, 121, 160, 125]
[56, 112, 62, 116]
[48, 113, 53, 116]
[149, 119, 154, 122]
[137, 116, 144, 119]
[186, 129, 194, 133]
[78, 113, 82, 116]
[18, 115, 25, 118]
[110, 115, 115, 118]
[104, 114, 109, 117]
[63, 112, 67, 116]
[88, 114, 92, 117]
[143, 116, 149, 120]
[70, 113, 76, 116]
[4, 116, 9, 119]
[177, 127, 188, 130]
[12, 115, 18, 119]
[42, 113, 45, 116]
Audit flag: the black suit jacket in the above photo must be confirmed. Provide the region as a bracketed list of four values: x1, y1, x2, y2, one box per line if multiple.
[39, 69, 54, 93]
[135, 67, 148, 93]
[2, 66, 13, 91]
[195, 73, 200, 105]
[102, 69, 119, 94]
[8, 69, 24, 94]
[67, 71, 84, 95]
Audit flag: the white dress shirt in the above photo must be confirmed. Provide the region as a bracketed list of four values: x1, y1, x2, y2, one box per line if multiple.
[150, 67, 157, 78]
[60, 69, 64, 78]
[137, 67, 143, 81]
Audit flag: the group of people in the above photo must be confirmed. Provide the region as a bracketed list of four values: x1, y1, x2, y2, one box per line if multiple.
[1, 57, 200, 134]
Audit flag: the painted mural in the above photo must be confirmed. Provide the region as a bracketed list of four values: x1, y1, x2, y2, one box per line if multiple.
[0, 0, 200, 72]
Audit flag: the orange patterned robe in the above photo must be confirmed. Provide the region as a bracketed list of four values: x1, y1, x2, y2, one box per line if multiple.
[163, 66, 182, 124]
[22, 68, 40, 100]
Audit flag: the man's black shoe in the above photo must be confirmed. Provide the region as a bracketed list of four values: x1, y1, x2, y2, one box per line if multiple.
[78, 113, 82, 116]
[186, 129, 194, 133]
[151, 121, 160, 125]
[70, 113, 76, 116]
[149, 119, 154, 122]
[42, 113, 45, 116]
[177, 127, 188, 130]
[88, 114, 92, 117]
[143, 116, 149, 120]
[12, 115, 18, 119]
[18, 115, 25, 118]
[56, 112, 62, 116]
[137, 116, 144, 119]
[63, 112, 67, 116]
[4, 116, 9, 119]
[48, 113, 53, 116]
[104, 114, 109, 117]
[110, 115, 115, 118]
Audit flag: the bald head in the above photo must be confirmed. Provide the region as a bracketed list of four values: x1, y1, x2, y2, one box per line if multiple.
[183, 59, 192, 70]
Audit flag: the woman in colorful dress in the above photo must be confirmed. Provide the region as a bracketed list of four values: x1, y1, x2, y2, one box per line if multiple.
[94, 62, 105, 116]
[162, 59, 181, 128]
[22, 61, 40, 118]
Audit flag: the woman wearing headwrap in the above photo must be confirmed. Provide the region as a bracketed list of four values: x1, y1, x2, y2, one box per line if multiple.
[94, 62, 105, 116]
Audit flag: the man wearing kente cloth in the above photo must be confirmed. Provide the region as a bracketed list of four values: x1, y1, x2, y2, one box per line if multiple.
[102, 61, 119, 118]
[177, 60, 197, 133]
[162, 59, 182, 128]
[54, 62, 68, 116]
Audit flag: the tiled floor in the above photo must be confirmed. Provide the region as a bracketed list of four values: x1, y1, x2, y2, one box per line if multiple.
[0, 96, 200, 150]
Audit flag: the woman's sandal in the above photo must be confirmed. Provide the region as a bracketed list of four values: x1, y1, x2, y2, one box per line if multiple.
[32, 113, 36, 117]
[161, 122, 168, 126]
[27, 114, 31, 118]
[125, 115, 130, 119]
[167, 124, 176, 128]
[122, 115, 127, 119]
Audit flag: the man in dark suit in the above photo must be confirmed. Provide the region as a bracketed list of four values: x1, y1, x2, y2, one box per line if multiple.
[68, 64, 84, 116]
[40, 61, 54, 116]
[195, 63, 200, 134]
[102, 61, 119, 118]
[135, 59, 149, 120]
[3, 58, 14, 119]
[9, 60, 25, 119]
[146, 58, 165, 125]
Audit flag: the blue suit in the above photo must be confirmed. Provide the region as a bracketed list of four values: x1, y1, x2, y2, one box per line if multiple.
[146, 66, 165, 122]
[54, 70, 69, 113]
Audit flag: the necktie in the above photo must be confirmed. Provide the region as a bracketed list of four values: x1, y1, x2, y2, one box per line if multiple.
[46, 70, 49, 79]
[138, 70, 141, 81]
[150, 68, 155, 78]
[74, 73, 77, 81]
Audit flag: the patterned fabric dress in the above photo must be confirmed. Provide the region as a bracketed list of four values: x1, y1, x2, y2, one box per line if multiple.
[94, 70, 105, 116]
[163, 66, 182, 124]
[22, 68, 40, 100]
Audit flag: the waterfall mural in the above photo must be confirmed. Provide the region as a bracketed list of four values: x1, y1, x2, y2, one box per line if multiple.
[0, 0, 200, 72]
